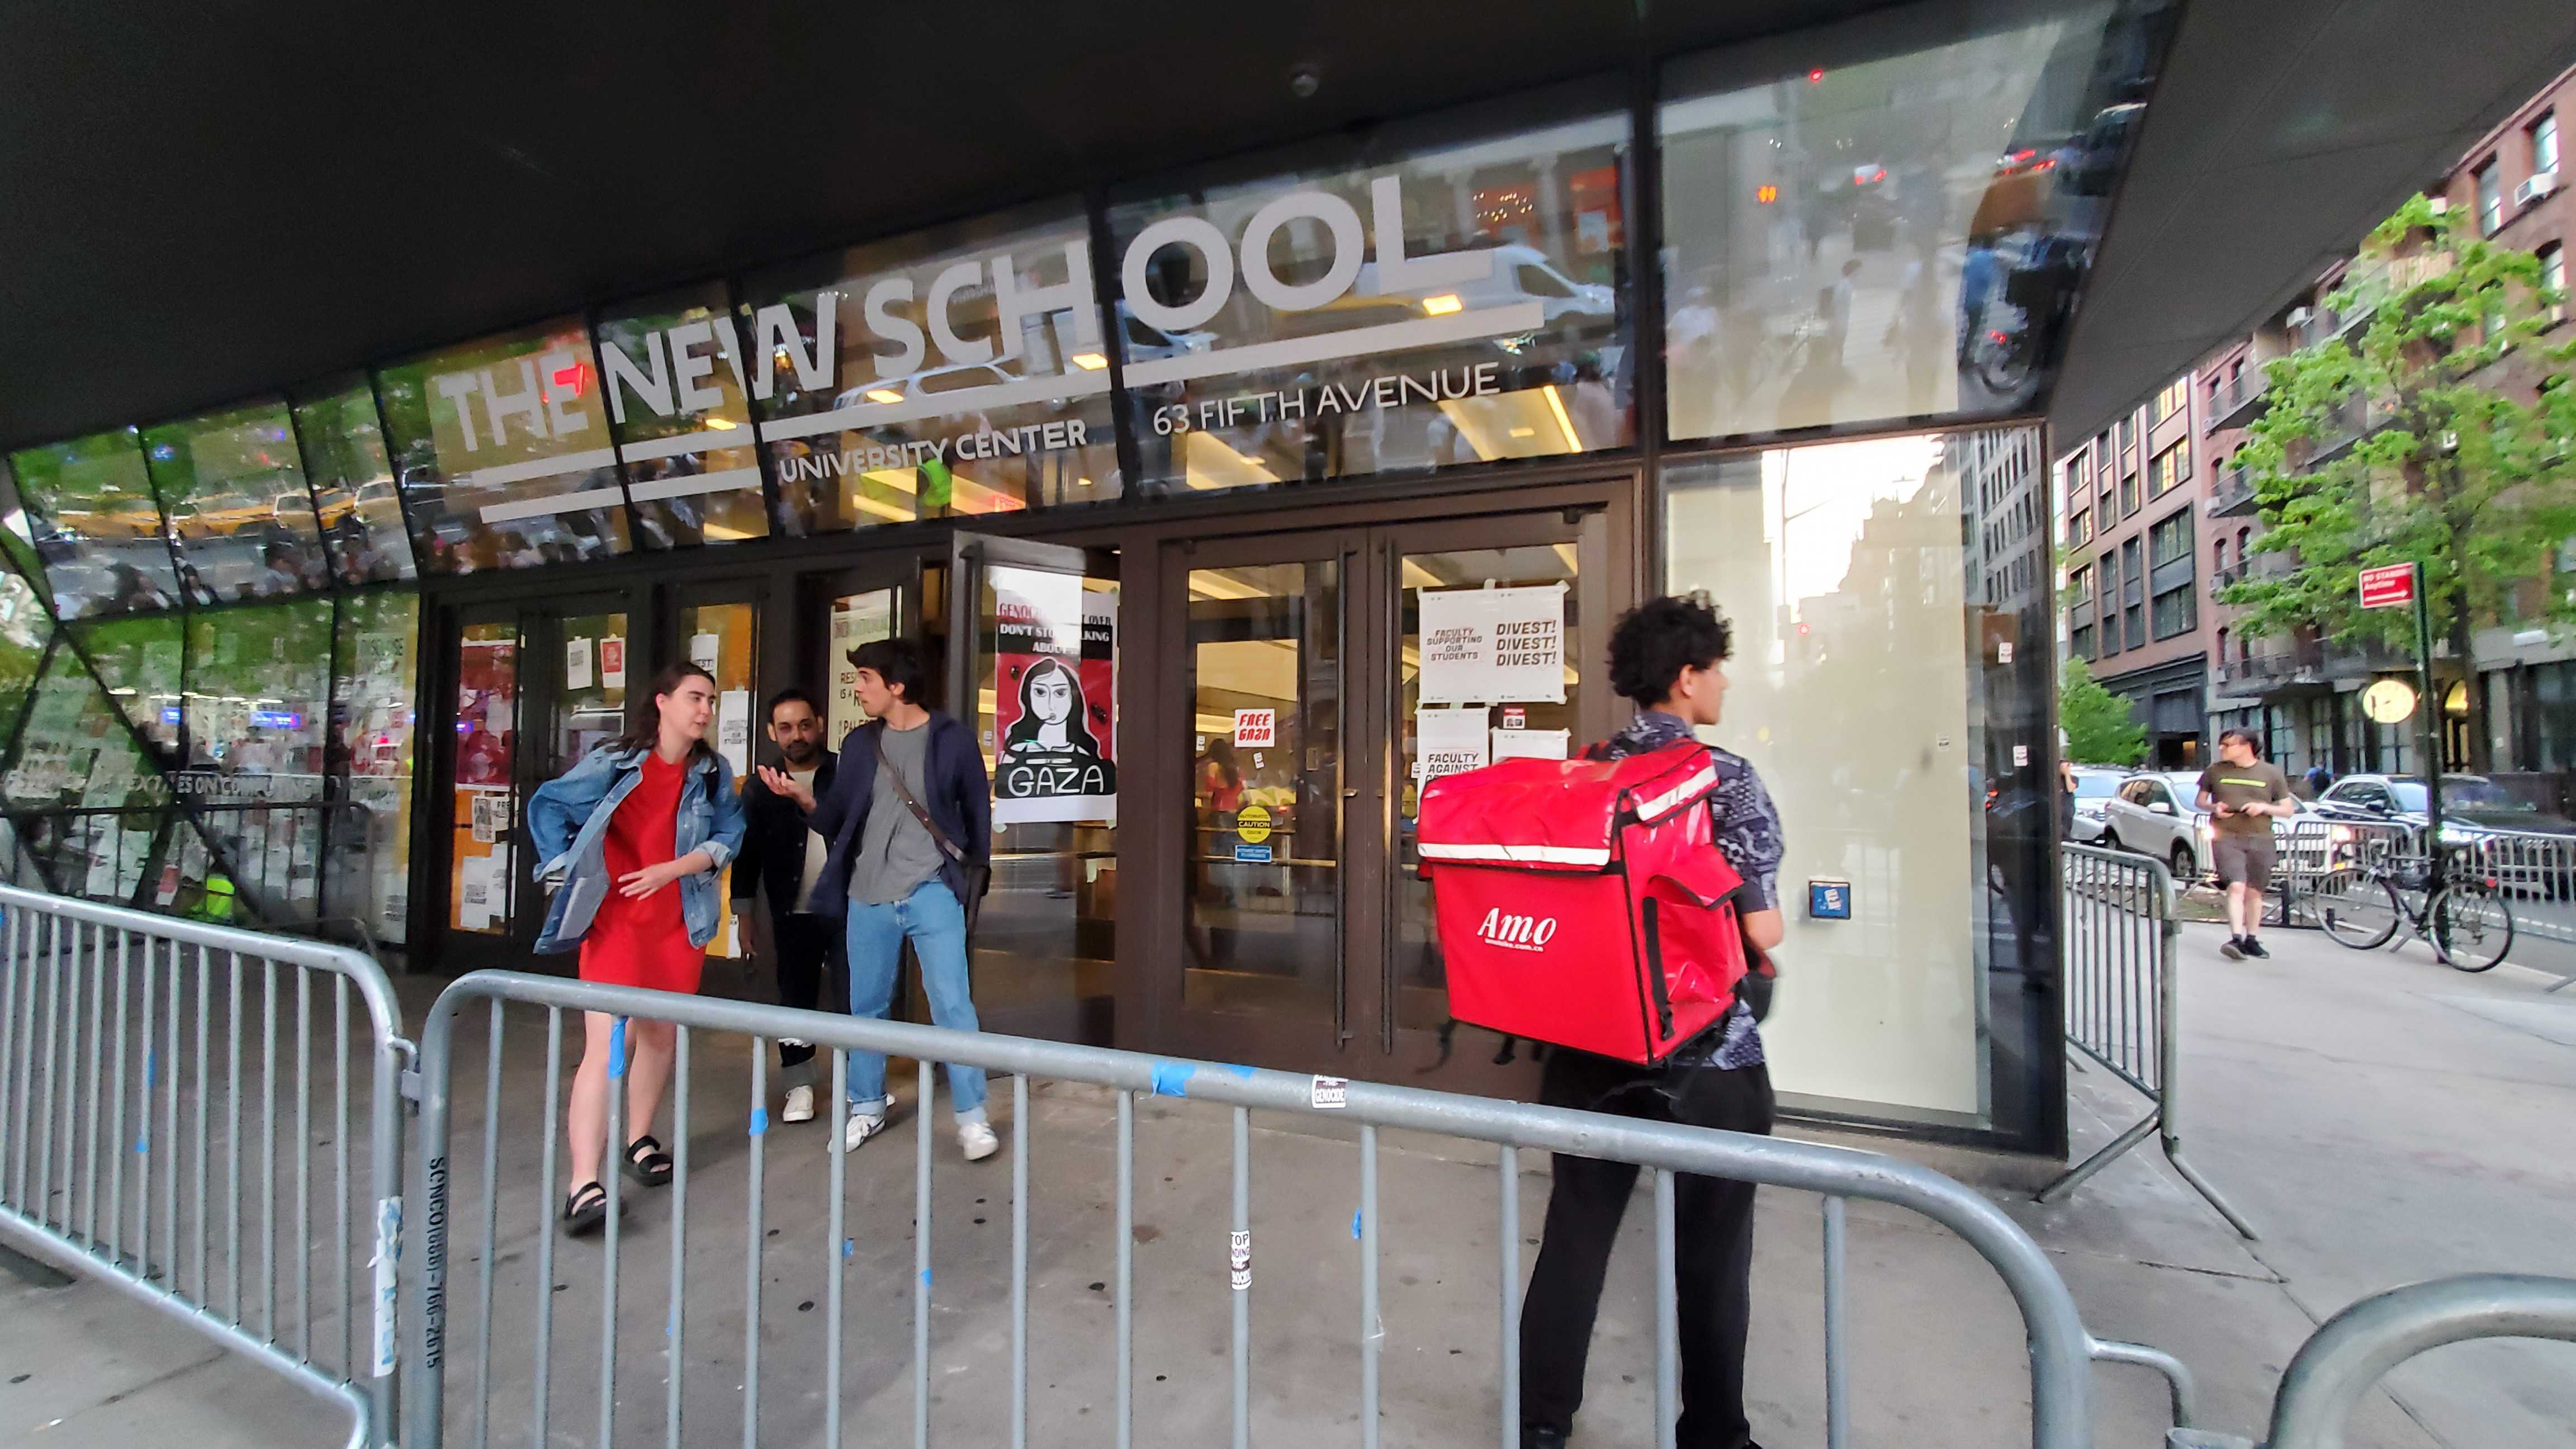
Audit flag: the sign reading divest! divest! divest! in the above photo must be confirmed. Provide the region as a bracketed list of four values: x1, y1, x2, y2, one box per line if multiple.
[1416, 584, 1568, 705]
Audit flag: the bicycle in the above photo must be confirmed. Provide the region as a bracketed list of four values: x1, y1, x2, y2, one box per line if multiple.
[2311, 842, 2516, 972]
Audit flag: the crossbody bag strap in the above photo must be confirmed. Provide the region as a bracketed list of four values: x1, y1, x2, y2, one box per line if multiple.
[876, 749, 967, 864]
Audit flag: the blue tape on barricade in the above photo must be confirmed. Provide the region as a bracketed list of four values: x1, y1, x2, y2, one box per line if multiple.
[1148, 1062, 1196, 1098]
[920, 1267, 932, 1287]
[843, 1238, 856, 1258]
[136, 1135, 148, 1155]
[144, 1050, 156, 1089]
[1352, 1208, 1363, 1240]
[1221, 1063, 1255, 1080]
[749, 1107, 769, 1137]
[609, 1019, 628, 1079]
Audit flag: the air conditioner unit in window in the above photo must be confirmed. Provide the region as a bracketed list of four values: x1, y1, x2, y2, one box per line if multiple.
[2515, 171, 2560, 206]
[2428, 196, 2450, 215]
[2286, 305, 2314, 328]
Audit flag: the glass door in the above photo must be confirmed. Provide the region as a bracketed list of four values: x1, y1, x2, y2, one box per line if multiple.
[949, 532, 1121, 1045]
[444, 605, 520, 948]
[674, 584, 761, 963]
[1159, 508, 1614, 1090]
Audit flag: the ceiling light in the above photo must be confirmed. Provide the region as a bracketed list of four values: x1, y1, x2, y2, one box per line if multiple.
[1422, 294, 1464, 316]
[865, 389, 903, 405]
[1071, 352, 1109, 371]
[703, 416, 739, 430]
[1508, 426, 1537, 439]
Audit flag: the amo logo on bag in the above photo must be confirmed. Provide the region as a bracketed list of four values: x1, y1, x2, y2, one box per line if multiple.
[1476, 907, 1559, 953]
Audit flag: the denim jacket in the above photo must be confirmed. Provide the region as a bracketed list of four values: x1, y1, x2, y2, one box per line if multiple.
[525, 745, 746, 955]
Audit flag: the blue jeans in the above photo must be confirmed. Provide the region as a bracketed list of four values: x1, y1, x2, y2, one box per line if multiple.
[844, 879, 986, 1120]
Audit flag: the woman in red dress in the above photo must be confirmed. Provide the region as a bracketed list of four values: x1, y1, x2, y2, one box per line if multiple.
[527, 664, 745, 1235]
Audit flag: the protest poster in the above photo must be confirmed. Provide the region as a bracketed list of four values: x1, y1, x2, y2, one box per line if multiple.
[991, 566, 1117, 825]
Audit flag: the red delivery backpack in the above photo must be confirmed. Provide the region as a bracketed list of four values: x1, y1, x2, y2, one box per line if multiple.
[1418, 740, 1750, 1066]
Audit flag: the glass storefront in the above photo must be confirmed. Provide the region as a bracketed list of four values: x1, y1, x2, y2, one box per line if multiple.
[0, 0, 2177, 1147]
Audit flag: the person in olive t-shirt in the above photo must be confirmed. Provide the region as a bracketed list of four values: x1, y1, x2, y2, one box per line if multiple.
[2197, 728, 2295, 959]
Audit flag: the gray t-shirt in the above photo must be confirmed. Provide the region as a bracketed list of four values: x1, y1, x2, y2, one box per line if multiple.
[850, 722, 948, 907]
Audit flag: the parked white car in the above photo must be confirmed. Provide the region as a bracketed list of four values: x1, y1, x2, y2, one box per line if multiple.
[2066, 765, 2126, 844]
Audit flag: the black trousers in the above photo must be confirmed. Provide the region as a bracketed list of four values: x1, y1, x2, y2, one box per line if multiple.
[1520, 1050, 1775, 1449]
[770, 911, 846, 1087]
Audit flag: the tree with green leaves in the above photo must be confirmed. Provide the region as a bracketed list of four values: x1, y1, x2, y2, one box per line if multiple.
[2222, 194, 2576, 772]
[2061, 656, 2146, 765]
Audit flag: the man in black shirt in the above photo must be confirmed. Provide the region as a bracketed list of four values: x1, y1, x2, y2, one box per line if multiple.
[732, 689, 842, 1124]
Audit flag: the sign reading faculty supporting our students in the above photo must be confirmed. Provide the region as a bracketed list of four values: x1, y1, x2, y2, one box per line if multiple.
[1415, 584, 1568, 705]
[989, 565, 1117, 825]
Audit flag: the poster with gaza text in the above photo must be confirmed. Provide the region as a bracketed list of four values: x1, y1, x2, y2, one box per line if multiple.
[990, 565, 1117, 825]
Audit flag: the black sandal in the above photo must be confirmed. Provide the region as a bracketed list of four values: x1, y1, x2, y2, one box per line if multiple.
[562, 1181, 608, 1237]
[622, 1135, 674, 1188]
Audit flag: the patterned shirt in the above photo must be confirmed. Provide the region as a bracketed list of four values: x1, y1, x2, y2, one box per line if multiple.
[1591, 709, 1782, 1071]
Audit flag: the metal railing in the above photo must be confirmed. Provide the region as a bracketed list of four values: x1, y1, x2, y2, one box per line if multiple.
[408, 970, 2198, 1449]
[10, 797, 387, 952]
[2280, 816, 2575, 988]
[2041, 846, 2258, 1239]
[0, 883, 408, 1448]
[2171, 1274, 2576, 1449]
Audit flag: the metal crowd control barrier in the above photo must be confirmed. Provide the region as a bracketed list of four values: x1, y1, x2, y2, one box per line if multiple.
[0, 883, 408, 1449]
[2460, 825, 2576, 989]
[409, 970, 2198, 1449]
[2170, 1273, 2576, 1449]
[2042, 845, 2258, 1239]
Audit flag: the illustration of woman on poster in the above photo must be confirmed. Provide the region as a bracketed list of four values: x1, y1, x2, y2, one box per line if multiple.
[997, 655, 1112, 801]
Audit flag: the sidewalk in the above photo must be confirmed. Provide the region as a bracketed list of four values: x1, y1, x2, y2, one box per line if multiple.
[3, 917, 2570, 1448]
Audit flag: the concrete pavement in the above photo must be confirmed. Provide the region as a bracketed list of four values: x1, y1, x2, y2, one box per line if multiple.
[2, 913, 2570, 1447]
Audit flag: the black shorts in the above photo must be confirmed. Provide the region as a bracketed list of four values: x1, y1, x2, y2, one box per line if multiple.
[2212, 834, 2276, 889]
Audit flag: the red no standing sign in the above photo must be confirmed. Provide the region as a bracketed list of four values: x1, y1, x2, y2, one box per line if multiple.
[2358, 562, 2417, 610]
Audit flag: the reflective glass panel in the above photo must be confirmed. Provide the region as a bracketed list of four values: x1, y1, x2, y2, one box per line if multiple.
[140, 400, 328, 604]
[1663, 428, 2053, 1137]
[9, 429, 180, 618]
[597, 283, 770, 548]
[747, 201, 1119, 532]
[180, 597, 336, 921]
[1660, 0, 2173, 439]
[450, 621, 518, 937]
[680, 600, 758, 958]
[3, 642, 169, 902]
[375, 320, 632, 574]
[1109, 93, 1631, 491]
[293, 381, 418, 585]
[0, 564, 51, 749]
[69, 613, 186, 759]
[333, 590, 420, 944]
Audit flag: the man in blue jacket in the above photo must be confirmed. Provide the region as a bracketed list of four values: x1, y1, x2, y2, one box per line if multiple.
[757, 638, 998, 1162]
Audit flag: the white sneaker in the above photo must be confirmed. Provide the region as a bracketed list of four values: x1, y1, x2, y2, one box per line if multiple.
[843, 1097, 893, 1151]
[782, 1085, 815, 1124]
[958, 1119, 1000, 1162]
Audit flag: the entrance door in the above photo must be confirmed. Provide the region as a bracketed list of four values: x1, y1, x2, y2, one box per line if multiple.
[948, 532, 1122, 1044]
[1162, 507, 1614, 1091]
[429, 589, 638, 967]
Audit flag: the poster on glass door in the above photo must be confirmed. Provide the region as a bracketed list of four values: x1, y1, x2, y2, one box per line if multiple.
[1417, 583, 1568, 705]
[989, 565, 1117, 825]
[827, 589, 896, 744]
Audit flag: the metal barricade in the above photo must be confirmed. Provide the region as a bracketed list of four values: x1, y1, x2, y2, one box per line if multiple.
[408, 969, 2196, 1449]
[2042, 845, 2258, 1239]
[2171, 1273, 2576, 1449]
[2458, 825, 2576, 989]
[0, 883, 409, 1448]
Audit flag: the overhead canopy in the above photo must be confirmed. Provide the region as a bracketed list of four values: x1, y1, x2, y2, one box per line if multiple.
[0, 0, 2569, 450]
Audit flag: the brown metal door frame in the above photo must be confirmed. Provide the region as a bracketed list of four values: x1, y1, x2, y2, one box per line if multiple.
[1141, 473, 1638, 1091]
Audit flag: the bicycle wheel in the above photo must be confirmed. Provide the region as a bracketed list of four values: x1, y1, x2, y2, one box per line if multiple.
[2312, 869, 2401, 950]
[2430, 886, 2515, 973]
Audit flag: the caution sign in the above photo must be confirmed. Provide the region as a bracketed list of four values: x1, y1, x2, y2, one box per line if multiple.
[1234, 803, 1273, 845]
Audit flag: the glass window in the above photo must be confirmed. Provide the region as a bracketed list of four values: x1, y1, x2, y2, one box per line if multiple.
[595, 283, 771, 548]
[1664, 427, 2049, 1129]
[375, 320, 632, 574]
[2147, 441, 2189, 498]
[2152, 377, 2189, 423]
[2068, 562, 2093, 607]
[1112, 92, 1630, 489]
[2534, 112, 2560, 177]
[292, 381, 417, 585]
[2148, 506, 2193, 566]
[1660, 1, 2163, 438]
[2119, 470, 2138, 515]
[2151, 583, 2195, 638]
[2475, 160, 2503, 234]
[140, 400, 328, 605]
[332, 590, 420, 944]
[9, 429, 181, 619]
[449, 620, 518, 937]
[0, 565, 51, 750]
[179, 598, 336, 922]
[746, 201, 1120, 533]
[2541, 243, 2567, 325]
[2125, 601, 2145, 645]
[69, 613, 186, 760]
[3, 641, 172, 902]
